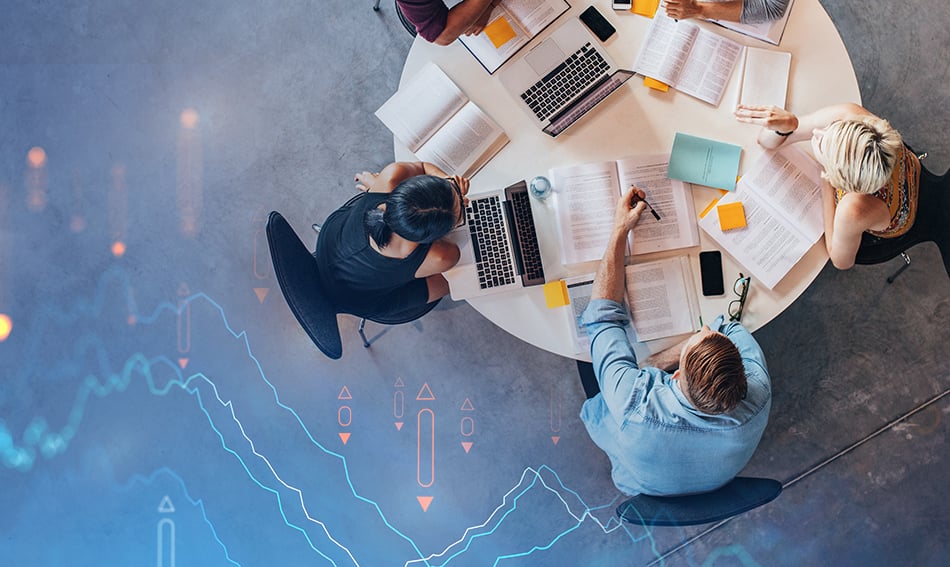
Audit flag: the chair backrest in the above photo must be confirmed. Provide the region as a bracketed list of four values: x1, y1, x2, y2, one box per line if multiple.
[266, 211, 344, 359]
[616, 477, 782, 527]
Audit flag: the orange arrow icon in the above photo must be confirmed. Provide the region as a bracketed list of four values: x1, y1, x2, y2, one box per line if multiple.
[339, 432, 351, 445]
[417, 496, 433, 512]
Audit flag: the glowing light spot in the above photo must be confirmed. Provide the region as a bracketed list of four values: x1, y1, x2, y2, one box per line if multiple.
[0, 314, 12, 342]
[127, 314, 136, 326]
[180, 108, 200, 129]
[27, 147, 47, 168]
[111, 241, 126, 257]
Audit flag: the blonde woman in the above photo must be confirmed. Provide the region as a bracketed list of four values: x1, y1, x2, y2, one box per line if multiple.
[735, 103, 921, 270]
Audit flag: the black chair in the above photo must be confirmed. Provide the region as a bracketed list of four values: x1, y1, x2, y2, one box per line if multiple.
[616, 477, 782, 527]
[266, 211, 438, 359]
[855, 161, 950, 282]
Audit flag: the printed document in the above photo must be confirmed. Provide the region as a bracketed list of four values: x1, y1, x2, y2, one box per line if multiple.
[698, 145, 823, 289]
[632, 10, 743, 106]
[550, 155, 700, 265]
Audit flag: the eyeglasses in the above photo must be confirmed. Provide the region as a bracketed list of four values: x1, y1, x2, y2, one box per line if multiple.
[445, 177, 467, 227]
[728, 273, 751, 322]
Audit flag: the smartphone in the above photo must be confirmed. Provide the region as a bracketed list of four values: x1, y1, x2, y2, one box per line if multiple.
[579, 6, 616, 42]
[612, 0, 633, 9]
[699, 251, 725, 296]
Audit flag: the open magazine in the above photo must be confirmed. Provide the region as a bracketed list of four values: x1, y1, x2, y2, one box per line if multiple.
[550, 154, 700, 265]
[459, 0, 570, 74]
[374, 63, 509, 177]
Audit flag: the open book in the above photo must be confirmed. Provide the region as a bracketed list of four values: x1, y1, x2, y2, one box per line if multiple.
[709, 0, 795, 46]
[459, 0, 570, 74]
[565, 256, 700, 353]
[551, 154, 700, 265]
[698, 145, 823, 289]
[632, 10, 743, 106]
[375, 63, 509, 178]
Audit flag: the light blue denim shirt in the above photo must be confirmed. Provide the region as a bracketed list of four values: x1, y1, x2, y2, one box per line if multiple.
[580, 299, 771, 496]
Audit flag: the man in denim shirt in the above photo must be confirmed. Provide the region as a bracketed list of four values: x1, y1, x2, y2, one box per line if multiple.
[580, 187, 771, 496]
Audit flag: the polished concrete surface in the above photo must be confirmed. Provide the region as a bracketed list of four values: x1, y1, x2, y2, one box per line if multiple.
[0, 1, 947, 565]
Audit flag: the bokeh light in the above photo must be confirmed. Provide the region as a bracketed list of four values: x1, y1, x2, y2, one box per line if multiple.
[180, 108, 200, 129]
[0, 314, 12, 342]
[111, 241, 126, 257]
[27, 147, 47, 168]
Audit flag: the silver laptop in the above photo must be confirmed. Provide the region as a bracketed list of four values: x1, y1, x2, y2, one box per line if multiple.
[444, 181, 546, 301]
[498, 17, 634, 137]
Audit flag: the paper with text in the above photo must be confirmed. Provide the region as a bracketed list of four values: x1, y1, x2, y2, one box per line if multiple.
[699, 146, 823, 289]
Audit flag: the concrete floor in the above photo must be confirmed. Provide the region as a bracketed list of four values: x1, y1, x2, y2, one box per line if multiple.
[0, 0, 947, 565]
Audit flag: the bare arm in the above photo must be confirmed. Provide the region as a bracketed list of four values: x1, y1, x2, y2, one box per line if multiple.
[734, 103, 871, 149]
[432, 0, 496, 46]
[591, 187, 647, 303]
[664, 0, 742, 22]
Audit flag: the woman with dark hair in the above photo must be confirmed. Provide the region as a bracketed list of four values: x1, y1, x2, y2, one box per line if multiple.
[314, 161, 468, 319]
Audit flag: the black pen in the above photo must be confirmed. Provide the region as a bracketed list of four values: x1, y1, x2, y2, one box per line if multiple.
[644, 200, 661, 221]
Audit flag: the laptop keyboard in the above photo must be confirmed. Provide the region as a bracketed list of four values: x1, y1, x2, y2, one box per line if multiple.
[520, 43, 610, 122]
[466, 196, 516, 290]
[508, 189, 545, 284]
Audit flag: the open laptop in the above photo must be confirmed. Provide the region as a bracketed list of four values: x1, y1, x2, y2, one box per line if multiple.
[444, 180, 546, 300]
[498, 17, 634, 137]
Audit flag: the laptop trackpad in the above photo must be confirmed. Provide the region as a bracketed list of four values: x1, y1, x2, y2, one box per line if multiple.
[526, 40, 566, 76]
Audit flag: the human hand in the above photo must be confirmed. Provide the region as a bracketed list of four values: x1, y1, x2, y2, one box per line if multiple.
[664, 0, 704, 20]
[614, 186, 647, 233]
[354, 171, 380, 192]
[734, 105, 799, 132]
[465, 3, 494, 35]
[451, 175, 471, 206]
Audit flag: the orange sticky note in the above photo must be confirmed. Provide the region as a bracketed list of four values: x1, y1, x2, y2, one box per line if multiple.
[543, 280, 570, 308]
[632, 0, 660, 18]
[484, 16, 517, 48]
[717, 201, 747, 231]
[643, 76, 669, 91]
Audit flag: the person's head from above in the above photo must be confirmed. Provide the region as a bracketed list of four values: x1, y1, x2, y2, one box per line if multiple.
[672, 326, 747, 414]
[365, 174, 464, 247]
[811, 114, 903, 195]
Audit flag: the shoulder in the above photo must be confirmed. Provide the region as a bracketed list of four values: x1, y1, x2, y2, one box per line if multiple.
[836, 192, 888, 229]
[425, 239, 460, 265]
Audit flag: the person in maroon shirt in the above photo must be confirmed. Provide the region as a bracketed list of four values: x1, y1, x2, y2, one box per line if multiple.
[397, 0, 497, 45]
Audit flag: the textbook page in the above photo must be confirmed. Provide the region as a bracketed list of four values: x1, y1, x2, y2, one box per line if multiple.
[633, 11, 742, 105]
[632, 11, 698, 87]
[459, 0, 570, 74]
[565, 274, 596, 354]
[616, 154, 700, 255]
[414, 101, 509, 177]
[550, 161, 623, 265]
[374, 63, 466, 152]
[698, 146, 823, 289]
[625, 257, 699, 342]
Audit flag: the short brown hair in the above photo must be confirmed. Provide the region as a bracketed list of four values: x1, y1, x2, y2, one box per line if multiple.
[682, 334, 747, 414]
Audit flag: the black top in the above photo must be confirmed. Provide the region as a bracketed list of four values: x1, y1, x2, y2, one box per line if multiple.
[314, 192, 431, 317]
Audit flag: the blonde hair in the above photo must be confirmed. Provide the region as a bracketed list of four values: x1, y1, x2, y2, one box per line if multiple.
[816, 115, 903, 194]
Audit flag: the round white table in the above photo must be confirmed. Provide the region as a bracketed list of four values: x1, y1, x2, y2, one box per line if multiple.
[394, 0, 859, 360]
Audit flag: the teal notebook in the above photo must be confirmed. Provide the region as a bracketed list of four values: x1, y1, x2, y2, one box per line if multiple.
[668, 132, 742, 191]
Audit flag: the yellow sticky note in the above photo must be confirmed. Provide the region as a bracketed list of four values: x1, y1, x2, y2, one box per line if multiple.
[484, 16, 517, 48]
[632, 0, 660, 18]
[717, 201, 748, 231]
[699, 190, 729, 219]
[543, 280, 570, 308]
[643, 76, 669, 91]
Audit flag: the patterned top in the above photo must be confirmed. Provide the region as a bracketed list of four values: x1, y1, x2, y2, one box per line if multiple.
[835, 145, 920, 238]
